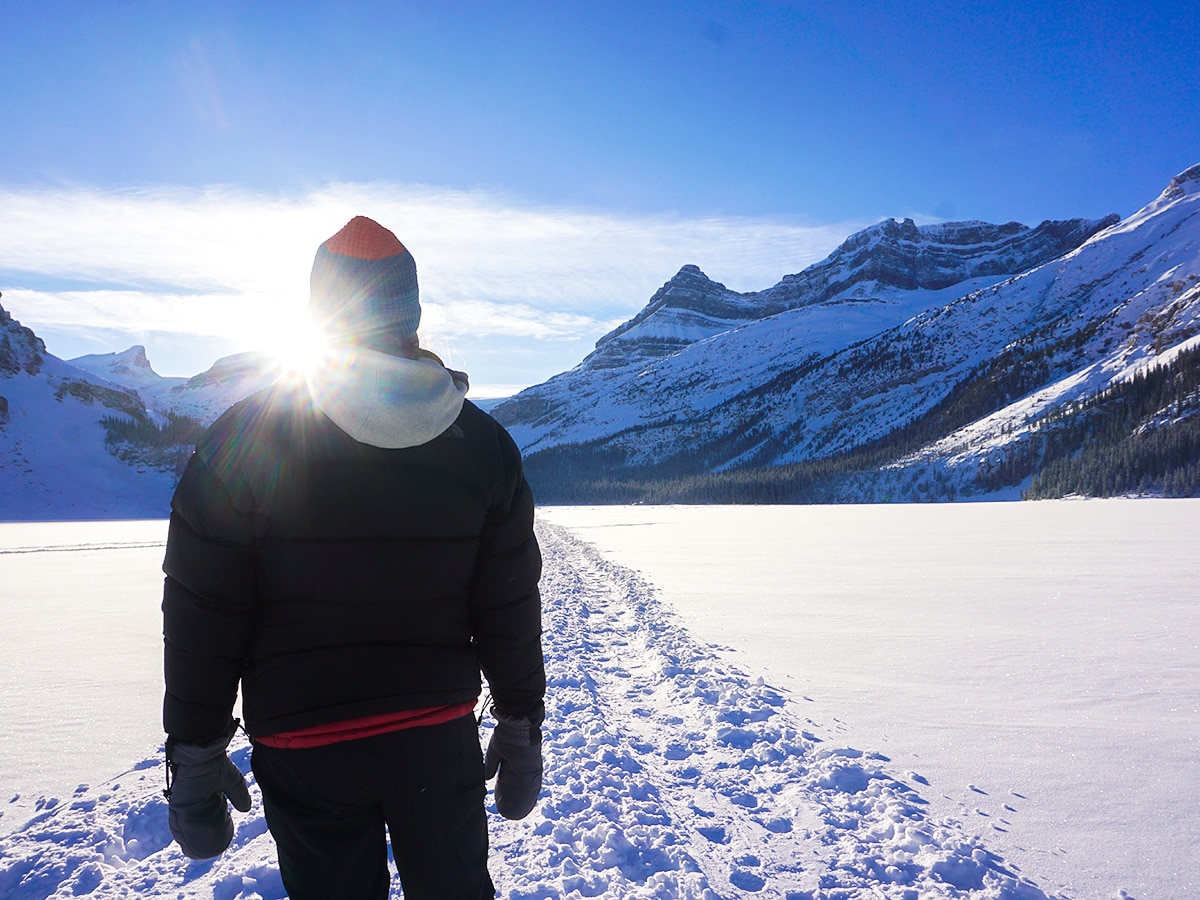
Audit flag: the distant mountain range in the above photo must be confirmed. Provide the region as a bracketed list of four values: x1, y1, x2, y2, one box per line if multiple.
[492, 165, 1200, 502]
[2, 166, 1198, 517]
[0, 316, 280, 518]
[68, 344, 283, 426]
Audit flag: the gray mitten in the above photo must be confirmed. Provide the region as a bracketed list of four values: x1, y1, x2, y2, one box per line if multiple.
[165, 720, 252, 859]
[484, 704, 544, 820]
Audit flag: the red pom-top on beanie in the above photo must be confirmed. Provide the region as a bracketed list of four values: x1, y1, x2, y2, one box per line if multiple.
[309, 216, 420, 339]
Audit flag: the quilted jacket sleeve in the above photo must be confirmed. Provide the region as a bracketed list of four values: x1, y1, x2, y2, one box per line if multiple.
[161, 449, 258, 744]
[469, 425, 545, 720]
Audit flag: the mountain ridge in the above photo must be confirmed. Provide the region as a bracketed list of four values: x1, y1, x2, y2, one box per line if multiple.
[587, 215, 1117, 376]
[493, 168, 1199, 502]
[494, 212, 1120, 460]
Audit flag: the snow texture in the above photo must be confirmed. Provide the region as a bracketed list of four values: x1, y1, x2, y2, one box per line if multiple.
[0, 522, 1055, 899]
[542, 501, 1200, 899]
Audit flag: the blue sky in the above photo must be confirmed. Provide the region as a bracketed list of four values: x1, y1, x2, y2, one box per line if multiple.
[1, 1, 1197, 391]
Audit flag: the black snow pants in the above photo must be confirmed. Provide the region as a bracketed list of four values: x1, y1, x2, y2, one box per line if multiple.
[251, 714, 495, 900]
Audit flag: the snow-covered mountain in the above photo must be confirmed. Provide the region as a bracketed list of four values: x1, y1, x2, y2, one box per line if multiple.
[588, 216, 1114, 373]
[494, 166, 1200, 502]
[0, 304, 176, 518]
[496, 217, 1116, 454]
[69, 345, 174, 391]
[0, 304, 281, 519]
[70, 346, 281, 426]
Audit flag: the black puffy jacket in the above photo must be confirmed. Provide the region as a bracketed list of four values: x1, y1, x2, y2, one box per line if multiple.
[162, 376, 543, 743]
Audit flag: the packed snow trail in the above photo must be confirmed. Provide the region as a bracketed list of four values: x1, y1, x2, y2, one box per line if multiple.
[0, 522, 1055, 898]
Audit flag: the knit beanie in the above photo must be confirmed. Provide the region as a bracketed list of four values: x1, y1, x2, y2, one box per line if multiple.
[309, 216, 420, 339]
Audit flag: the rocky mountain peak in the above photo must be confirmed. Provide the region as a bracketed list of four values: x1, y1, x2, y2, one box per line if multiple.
[123, 345, 153, 368]
[0, 296, 47, 377]
[839, 217, 924, 250]
[491, 169, 1200, 504]
[69, 344, 163, 384]
[770, 214, 1116, 302]
[593, 265, 737, 348]
[830, 217, 1030, 256]
[651, 264, 724, 304]
[640, 264, 729, 314]
[1162, 163, 1200, 200]
[108, 345, 156, 376]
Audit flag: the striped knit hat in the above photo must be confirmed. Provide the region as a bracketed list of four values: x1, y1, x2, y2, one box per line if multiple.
[309, 216, 420, 339]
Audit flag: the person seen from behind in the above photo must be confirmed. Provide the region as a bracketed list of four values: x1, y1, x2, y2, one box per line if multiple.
[160, 216, 545, 899]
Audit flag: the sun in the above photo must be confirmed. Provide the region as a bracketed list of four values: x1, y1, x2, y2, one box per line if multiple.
[259, 320, 331, 375]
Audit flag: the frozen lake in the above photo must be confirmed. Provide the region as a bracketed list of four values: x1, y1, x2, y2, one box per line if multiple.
[0, 521, 169, 800]
[541, 500, 1200, 899]
[1, 500, 1197, 898]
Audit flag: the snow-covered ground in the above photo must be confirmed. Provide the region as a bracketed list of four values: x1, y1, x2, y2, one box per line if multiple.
[0, 501, 1196, 898]
[541, 501, 1200, 899]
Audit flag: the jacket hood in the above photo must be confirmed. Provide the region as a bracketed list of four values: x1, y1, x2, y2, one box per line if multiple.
[305, 345, 467, 449]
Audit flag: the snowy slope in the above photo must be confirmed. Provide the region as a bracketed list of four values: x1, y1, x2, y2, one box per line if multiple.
[0, 521, 1057, 899]
[0, 302, 284, 519]
[875, 168, 1200, 496]
[68, 346, 181, 395]
[0, 307, 178, 519]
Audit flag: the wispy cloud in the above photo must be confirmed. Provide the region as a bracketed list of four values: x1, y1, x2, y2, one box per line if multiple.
[2, 289, 253, 338]
[0, 183, 859, 383]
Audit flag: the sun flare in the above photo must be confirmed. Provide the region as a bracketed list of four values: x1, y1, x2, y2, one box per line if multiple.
[259, 321, 331, 375]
